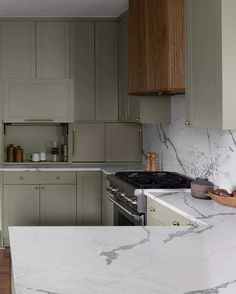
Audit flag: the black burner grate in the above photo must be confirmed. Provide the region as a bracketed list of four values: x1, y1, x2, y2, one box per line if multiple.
[115, 171, 193, 189]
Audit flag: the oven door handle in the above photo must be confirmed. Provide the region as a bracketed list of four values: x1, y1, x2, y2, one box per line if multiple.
[108, 196, 142, 220]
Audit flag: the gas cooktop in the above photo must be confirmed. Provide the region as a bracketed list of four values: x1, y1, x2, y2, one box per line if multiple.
[115, 171, 193, 189]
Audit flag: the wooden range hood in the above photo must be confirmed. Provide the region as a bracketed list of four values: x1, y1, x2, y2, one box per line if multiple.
[128, 0, 185, 96]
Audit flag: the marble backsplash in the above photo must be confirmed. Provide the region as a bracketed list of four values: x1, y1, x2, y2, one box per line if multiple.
[142, 96, 236, 191]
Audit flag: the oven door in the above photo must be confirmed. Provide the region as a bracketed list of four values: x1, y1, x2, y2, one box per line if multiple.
[109, 196, 145, 226]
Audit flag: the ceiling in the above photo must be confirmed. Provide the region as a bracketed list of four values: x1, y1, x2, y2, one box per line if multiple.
[0, 0, 129, 17]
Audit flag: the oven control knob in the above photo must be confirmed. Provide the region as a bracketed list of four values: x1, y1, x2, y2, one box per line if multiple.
[111, 187, 119, 193]
[120, 192, 126, 198]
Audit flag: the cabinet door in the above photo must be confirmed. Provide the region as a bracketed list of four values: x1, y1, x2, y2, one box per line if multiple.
[77, 172, 102, 225]
[40, 185, 76, 226]
[3, 185, 40, 244]
[95, 22, 118, 121]
[3, 78, 74, 123]
[147, 197, 193, 226]
[106, 123, 142, 162]
[2, 21, 35, 78]
[118, 15, 140, 123]
[185, 0, 222, 129]
[101, 173, 114, 226]
[71, 123, 105, 162]
[36, 21, 70, 78]
[71, 22, 95, 121]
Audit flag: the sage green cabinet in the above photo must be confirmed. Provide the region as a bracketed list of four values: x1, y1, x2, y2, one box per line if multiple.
[3, 185, 40, 244]
[101, 173, 113, 226]
[118, 14, 140, 123]
[71, 123, 105, 162]
[95, 22, 118, 121]
[77, 172, 102, 225]
[71, 22, 95, 121]
[3, 78, 74, 123]
[147, 197, 195, 226]
[36, 21, 70, 78]
[2, 21, 35, 78]
[186, 0, 236, 129]
[40, 185, 76, 226]
[106, 123, 142, 162]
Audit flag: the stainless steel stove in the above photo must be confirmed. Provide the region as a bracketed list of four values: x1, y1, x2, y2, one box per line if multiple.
[107, 171, 193, 226]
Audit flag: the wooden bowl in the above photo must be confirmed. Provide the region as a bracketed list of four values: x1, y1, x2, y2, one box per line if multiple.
[207, 191, 236, 208]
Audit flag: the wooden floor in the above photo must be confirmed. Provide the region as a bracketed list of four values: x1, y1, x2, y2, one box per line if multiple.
[0, 248, 11, 294]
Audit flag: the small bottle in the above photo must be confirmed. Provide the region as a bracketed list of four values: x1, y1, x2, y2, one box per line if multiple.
[146, 152, 152, 171]
[14, 146, 23, 162]
[7, 144, 14, 162]
[151, 152, 158, 171]
[51, 147, 59, 162]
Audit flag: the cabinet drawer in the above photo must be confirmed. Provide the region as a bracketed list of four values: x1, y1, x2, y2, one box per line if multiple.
[3, 171, 76, 184]
[147, 198, 192, 226]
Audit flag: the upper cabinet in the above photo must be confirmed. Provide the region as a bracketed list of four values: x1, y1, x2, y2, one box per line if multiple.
[118, 14, 140, 123]
[71, 22, 95, 121]
[2, 20, 70, 79]
[95, 22, 118, 121]
[2, 21, 35, 78]
[71, 20, 118, 122]
[185, 0, 236, 130]
[36, 21, 70, 78]
[128, 0, 185, 95]
[3, 78, 74, 123]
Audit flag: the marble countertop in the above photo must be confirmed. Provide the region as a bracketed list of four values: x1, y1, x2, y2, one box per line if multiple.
[9, 191, 236, 294]
[0, 163, 145, 174]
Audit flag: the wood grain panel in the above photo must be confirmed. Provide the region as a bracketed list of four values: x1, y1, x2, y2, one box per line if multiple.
[0, 248, 11, 294]
[129, 0, 185, 95]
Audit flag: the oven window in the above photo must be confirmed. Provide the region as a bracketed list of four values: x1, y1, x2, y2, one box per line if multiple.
[118, 212, 135, 226]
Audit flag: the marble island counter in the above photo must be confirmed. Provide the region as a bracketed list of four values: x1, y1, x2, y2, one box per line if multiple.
[9, 191, 236, 294]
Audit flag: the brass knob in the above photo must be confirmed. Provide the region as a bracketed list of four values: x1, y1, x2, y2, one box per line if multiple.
[35, 186, 39, 190]
[149, 207, 156, 212]
[185, 120, 191, 126]
[56, 176, 60, 180]
[40, 186, 45, 190]
[19, 176, 24, 181]
[172, 221, 180, 226]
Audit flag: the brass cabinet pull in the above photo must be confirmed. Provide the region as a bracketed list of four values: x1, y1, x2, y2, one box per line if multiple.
[149, 207, 156, 212]
[56, 176, 61, 180]
[72, 128, 76, 157]
[40, 186, 45, 190]
[185, 120, 191, 126]
[19, 176, 24, 181]
[35, 186, 39, 190]
[172, 221, 180, 226]
[24, 119, 54, 122]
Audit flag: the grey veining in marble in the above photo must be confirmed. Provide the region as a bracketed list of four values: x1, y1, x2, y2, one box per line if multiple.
[143, 95, 236, 190]
[9, 190, 236, 294]
[100, 226, 151, 265]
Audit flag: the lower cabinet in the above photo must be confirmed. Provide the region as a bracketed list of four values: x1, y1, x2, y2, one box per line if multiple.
[2, 171, 102, 245]
[3, 185, 40, 244]
[101, 173, 113, 226]
[147, 197, 194, 226]
[77, 172, 102, 225]
[40, 185, 76, 226]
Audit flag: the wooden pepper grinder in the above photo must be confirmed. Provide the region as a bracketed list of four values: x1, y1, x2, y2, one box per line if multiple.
[146, 152, 152, 171]
[151, 152, 158, 171]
